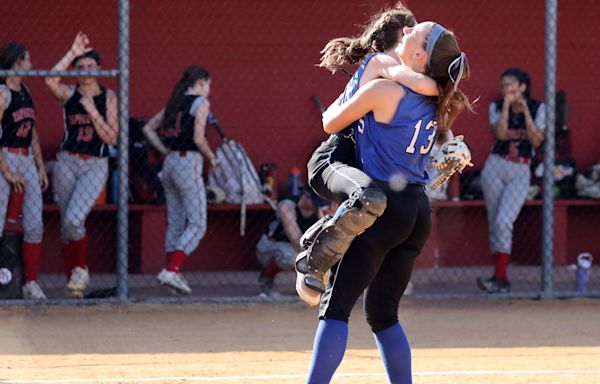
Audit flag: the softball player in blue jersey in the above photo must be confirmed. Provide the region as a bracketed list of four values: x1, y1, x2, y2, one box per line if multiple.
[143, 65, 216, 294]
[304, 22, 472, 383]
[296, 4, 442, 306]
[45, 33, 119, 297]
[0, 43, 48, 300]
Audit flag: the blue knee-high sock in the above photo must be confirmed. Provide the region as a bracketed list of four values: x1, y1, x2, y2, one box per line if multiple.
[374, 322, 412, 384]
[307, 319, 348, 384]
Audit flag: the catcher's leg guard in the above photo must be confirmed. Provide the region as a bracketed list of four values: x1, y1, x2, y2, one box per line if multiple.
[295, 251, 322, 306]
[301, 188, 387, 294]
[299, 214, 332, 251]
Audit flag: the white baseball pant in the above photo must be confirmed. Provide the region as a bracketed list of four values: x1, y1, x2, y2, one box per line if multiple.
[481, 154, 530, 254]
[52, 151, 108, 242]
[0, 148, 43, 243]
[161, 151, 207, 255]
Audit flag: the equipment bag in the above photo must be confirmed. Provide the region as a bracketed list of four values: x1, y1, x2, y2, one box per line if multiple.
[0, 233, 23, 299]
[209, 138, 264, 205]
[206, 113, 275, 235]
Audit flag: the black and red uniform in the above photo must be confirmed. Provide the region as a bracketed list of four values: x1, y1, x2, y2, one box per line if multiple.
[159, 95, 202, 152]
[0, 84, 35, 148]
[61, 86, 109, 157]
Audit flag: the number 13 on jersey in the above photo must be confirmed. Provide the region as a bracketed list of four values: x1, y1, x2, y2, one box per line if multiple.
[406, 119, 436, 155]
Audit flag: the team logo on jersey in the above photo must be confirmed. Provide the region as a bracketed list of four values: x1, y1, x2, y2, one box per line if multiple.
[12, 108, 35, 123]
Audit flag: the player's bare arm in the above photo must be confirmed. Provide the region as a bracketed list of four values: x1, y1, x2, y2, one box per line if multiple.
[82, 89, 118, 145]
[491, 95, 512, 140]
[278, 203, 303, 253]
[0, 88, 25, 193]
[377, 63, 439, 96]
[45, 32, 91, 102]
[142, 109, 170, 155]
[193, 100, 216, 172]
[323, 79, 406, 134]
[520, 98, 544, 147]
[322, 92, 344, 116]
[31, 128, 48, 191]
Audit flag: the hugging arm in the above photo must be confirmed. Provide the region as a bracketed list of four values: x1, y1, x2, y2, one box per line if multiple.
[322, 79, 404, 134]
[377, 63, 438, 96]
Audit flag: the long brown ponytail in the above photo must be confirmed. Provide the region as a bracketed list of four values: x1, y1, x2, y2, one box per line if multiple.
[425, 28, 474, 132]
[161, 65, 210, 130]
[318, 4, 416, 73]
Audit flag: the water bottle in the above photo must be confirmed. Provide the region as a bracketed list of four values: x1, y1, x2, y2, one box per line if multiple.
[111, 170, 119, 203]
[575, 252, 593, 293]
[288, 166, 301, 198]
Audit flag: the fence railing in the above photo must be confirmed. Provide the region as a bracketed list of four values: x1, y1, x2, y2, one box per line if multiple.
[0, 0, 599, 305]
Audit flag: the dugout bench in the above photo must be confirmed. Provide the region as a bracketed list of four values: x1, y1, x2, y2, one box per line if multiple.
[32, 199, 600, 274]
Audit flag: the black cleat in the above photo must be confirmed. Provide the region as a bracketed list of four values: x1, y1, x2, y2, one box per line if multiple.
[477, 276, 511, 294]
[258, 271, 275, 295]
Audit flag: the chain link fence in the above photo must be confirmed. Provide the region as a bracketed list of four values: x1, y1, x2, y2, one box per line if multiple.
[0, 0, 598, 304]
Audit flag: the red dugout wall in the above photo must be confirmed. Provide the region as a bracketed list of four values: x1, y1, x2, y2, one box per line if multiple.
[2, 1, 600, 275]
[3, 0, 599, 179]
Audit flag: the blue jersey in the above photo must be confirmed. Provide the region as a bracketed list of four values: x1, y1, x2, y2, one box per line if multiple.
[355, 84, 438, 184]
[336, 53, 381, 138]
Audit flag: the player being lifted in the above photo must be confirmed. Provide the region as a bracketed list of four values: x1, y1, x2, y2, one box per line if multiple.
[295, 4, 472, 306]
[45, 32, 119, 298]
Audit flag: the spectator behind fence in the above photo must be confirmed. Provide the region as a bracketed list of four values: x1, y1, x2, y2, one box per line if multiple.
[45, 32, 119, 298]
[256, 187, 333, 296]
[477, 68, 545, 294]
[142, 65, 217, 295]
[0, 43, 49, 300]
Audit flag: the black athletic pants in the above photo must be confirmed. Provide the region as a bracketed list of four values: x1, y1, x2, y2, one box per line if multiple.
[308, 135, 375, 203]
[318, 183, 432, 333]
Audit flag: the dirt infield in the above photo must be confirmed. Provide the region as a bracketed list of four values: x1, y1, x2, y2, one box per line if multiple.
[1, 298, 599, 383]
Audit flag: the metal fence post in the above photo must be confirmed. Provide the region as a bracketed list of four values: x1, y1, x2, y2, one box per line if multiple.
[541, 0, 558, 298]
[116, 0, 131, 301]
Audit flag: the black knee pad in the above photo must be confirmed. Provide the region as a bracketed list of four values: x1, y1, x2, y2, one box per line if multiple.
[335, 188, 387, 234]
[357, 188, 387, 218]
[301, 188, 387, 293]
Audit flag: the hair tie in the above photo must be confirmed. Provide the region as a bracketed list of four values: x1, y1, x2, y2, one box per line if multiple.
[448, 52, 467, 91]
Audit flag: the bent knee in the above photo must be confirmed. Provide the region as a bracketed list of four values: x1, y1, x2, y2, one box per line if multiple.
[183, 223, 206, 249]
[62, 221, 85, 241]
[365, 313, 398, 333]
[23, 227, 44, 244]
[494, 217, 515, 232]
[195, 223, 207, 240]
[359, 188, 387, 216]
